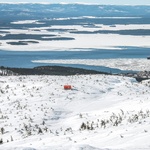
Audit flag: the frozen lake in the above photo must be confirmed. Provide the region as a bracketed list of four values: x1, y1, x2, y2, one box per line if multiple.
[0, 4, 150, 73]
[0, 46, 149, 73]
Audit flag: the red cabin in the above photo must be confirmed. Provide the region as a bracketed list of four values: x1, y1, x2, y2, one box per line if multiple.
[64, 85, 72, 90]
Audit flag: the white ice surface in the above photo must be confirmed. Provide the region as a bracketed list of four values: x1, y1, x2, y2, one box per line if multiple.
[11, 20, 45, 25]
[32, 58, 150, 71]
[0, 24, 150, 51]
[1, 33, 150, 51]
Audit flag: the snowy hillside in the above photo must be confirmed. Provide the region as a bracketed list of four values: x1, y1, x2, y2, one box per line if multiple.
[0, 74, 150, 149]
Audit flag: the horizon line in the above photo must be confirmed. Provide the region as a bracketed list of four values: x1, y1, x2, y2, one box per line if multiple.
[0, 2, 150, 6]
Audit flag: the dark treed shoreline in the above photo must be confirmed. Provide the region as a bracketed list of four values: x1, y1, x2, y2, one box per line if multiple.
[0, 66, 149, 82]
[0, 66, 107, 76]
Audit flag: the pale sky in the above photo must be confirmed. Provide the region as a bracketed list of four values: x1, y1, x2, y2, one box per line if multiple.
[1, 0, 150, 5]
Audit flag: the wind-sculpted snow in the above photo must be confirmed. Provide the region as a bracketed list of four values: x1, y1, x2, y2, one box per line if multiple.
[1, 148, 36, 150]
[0, 75, 150, 149]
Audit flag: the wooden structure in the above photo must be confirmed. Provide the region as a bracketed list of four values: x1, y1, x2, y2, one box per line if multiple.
[64, 85, 72, 90]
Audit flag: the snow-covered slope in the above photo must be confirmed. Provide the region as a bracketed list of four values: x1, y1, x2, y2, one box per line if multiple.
[0, 75, 150, 150]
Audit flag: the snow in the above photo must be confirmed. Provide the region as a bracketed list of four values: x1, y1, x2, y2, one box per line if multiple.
[1, 16, 150, 149]
[52, 16, 142, 21]
[0, 74, 150, 150]
[32, 58, 150, 72]
[1, 33, 150, 51]
[11, 20, 45, 25]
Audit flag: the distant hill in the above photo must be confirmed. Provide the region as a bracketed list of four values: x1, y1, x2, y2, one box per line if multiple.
[0, 4, 150, 21]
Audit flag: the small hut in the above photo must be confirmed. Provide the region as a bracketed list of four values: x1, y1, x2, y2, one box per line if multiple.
[64, 85, 72, 90]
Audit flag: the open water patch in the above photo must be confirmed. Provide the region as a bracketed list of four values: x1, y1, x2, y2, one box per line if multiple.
[0, 46, 148, 73]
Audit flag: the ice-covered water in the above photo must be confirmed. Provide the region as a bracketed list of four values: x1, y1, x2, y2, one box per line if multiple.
[0, 46, 149, 73]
